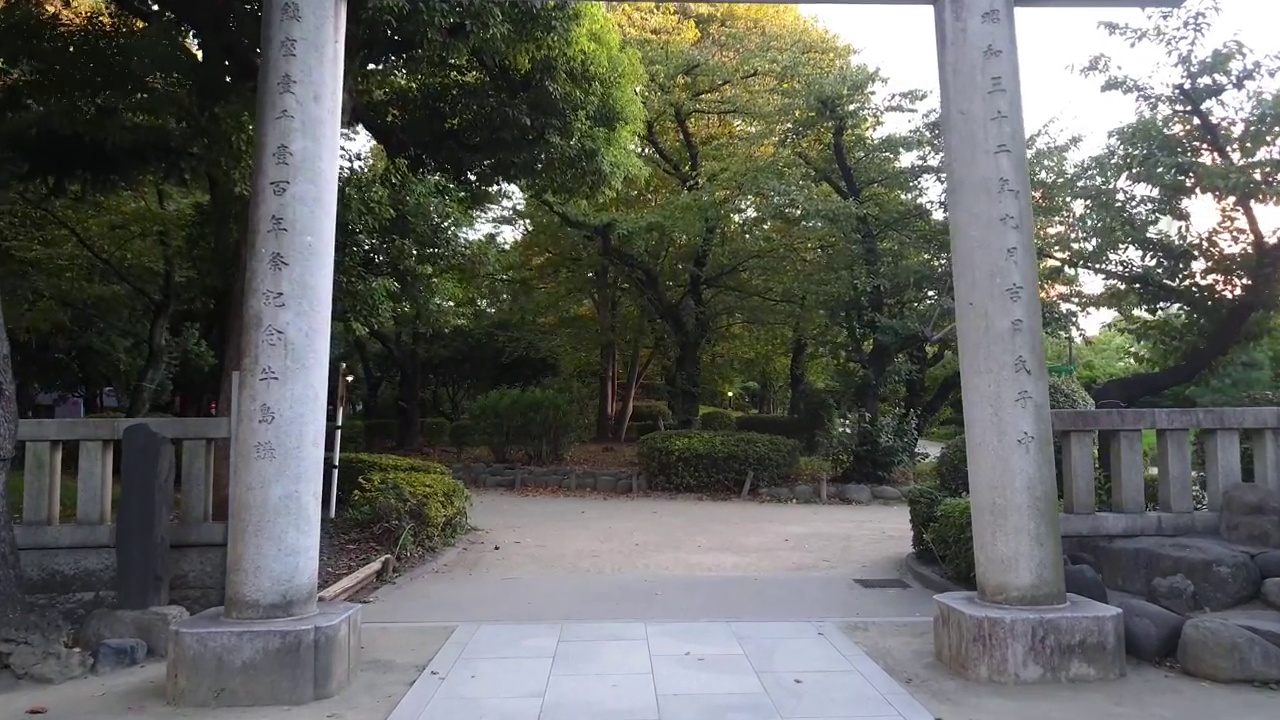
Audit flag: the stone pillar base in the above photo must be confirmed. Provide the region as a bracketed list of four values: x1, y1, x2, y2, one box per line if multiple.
[933, 591, 1124, 683]
[166, 602, 361, 707]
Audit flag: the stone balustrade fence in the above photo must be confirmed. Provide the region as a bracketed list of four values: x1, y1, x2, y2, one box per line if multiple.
[1052, 407, 1280, 537]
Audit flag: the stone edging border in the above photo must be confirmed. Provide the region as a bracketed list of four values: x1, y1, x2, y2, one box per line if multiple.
[903, 552, 964, 594]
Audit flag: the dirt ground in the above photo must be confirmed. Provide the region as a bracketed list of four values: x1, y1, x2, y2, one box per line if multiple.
[444, 489, 914, 577]
[0, 624, 453, 720]
[844, 620, 1278, 720]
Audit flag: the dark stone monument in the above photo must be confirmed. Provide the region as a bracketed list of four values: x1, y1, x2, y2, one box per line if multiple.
[116, 423, 174, 609]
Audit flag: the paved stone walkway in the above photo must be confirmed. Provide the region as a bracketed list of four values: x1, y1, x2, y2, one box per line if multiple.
[386, 620, 933, 720]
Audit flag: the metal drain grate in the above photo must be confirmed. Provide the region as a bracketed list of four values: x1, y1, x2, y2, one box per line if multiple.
[852, 578, 912, 589]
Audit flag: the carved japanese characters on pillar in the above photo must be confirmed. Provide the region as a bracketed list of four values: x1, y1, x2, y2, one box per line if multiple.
[251, 0, 304, 467]
[982, 2, 1036, 449]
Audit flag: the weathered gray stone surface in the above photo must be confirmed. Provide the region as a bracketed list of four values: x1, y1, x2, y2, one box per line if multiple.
[1208, 609, 1280, 648]
[1064, 564, 1108, 605]
[1219, 483, 1280, 548]
[871, 485, 903, 501]
[1256, 550, 1280, 579]
[1091, 537, 1259, 611]
[167, 602, 360, 707]
[764, 486, 792, 500]
[840, 483, 872, 504]
[793, 485, 815, 502]
[1263, 578, 1280, 610]
[77, 605, 189, 658]
[1150, 574, 1200, 616]
[1178, 617, 1280, 683]
[91, 638, 147, 674]
[117, 423, 175, 609]
[1066, 552, 1099, 572]
[1, 612, 92, 684]
[1118, 599, 1185, 662]
[933, 591, 1124, 683]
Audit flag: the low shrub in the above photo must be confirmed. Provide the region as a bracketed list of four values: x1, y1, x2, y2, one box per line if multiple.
[630, 400, 672, 426]
[468, 387, 581, 464]
[907, 484, 945, 560]
[734, 414, 808, 442]
[926, 497, 975, 587]
[699, 409, 736, 431]
[823, 410, 922, 486]
[449, 420, 477, 458]
[637, 431, 801, 493]
[624, 420, 661, 441]
[335, 453, 449, 508]
[792, 456, 834, 484]
[935, 435, 969, 497]
[420, 418, 451, 449]
[347, 470, 470, 555]
[362, 419, 397, 450]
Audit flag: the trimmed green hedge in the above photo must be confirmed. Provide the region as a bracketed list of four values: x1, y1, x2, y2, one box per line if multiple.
[449, 420, 477, 457]
[699, 409, 736, 431]
[637, 431, 801, 493]
[907, 484, 944, 560]
[421, 418, 451, 449]
[468, 387, 580, 464]
[734, 414, 807, 441]
[630, 400, 673, 426]
[926, 497, 975, 587]
[935, 436, 969, 497]
[336, 453, 449, 508]
[347, 469, 470, 555]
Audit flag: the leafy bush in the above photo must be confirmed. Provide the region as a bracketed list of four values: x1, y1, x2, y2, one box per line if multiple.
[630, 400, 672, 426]
[637, 431, 801, 493]
[935, 436, 969, 497]
[927, 497, 976, 587]
[824, 410, 922, 486]
[624, 420, 661, 441]
[468, 387, 581, 464]
[420, 418, 451, 449]
[735, 414, 808, 442]
[336, 453, 449, 508]
[1047, 375, 1094, 410]
[337, 419, 365, 453]
[792, 456, 834, 484]
[347, 470, 470, 555]
[362, 420, 397, 450]
[699, 409, 736, 431]
[907, 484, 945, 559]
[449, 420, 476, 458]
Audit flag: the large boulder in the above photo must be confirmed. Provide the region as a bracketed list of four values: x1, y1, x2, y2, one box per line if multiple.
[839, 483, 872, 504]
[1256, 550, 1280, 579]
[1178, 618, 1280, 683]
[77, 606, 189, 659]
[1219, 484, 1280, 548]
[871, 485, 903, 501]
[1064, 564, 1108, 605]
[1208, 610, 1280, 649]
[1264, 578, 1280, 610]
[1119, 599, 1186, 662]
[1091, 536, 1260, 611]
[1149, 574, 1199, 615]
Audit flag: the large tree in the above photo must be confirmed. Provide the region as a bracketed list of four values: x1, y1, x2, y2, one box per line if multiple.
[1048, 0, 1280, 406]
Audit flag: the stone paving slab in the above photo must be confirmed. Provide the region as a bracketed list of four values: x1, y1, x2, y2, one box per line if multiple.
[386, 621, 933, 720]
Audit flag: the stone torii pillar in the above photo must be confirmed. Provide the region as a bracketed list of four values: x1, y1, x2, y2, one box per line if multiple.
[923, 0, 1180, 683]
[167, 0, 360, 707]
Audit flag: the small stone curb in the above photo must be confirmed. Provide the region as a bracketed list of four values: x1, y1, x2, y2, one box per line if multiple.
[903, 552, 964, 594]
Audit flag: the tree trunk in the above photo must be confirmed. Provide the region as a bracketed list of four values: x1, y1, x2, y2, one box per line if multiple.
[127, 296, 175, 417]
[671, 337, 703, 427]
[395, 347, 422, 451]
[0, 296, 26, 618]
[787, 335, 808, 416]
[613, 340, 652, 441]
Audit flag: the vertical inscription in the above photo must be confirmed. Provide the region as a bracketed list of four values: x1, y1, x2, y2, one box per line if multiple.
[981, 4, 1037, 446]
[252, 3, 302, 464]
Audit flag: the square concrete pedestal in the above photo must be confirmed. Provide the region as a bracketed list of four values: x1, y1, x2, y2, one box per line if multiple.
[166, 601, 361, 707]
[934, 591, 1125, 683]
